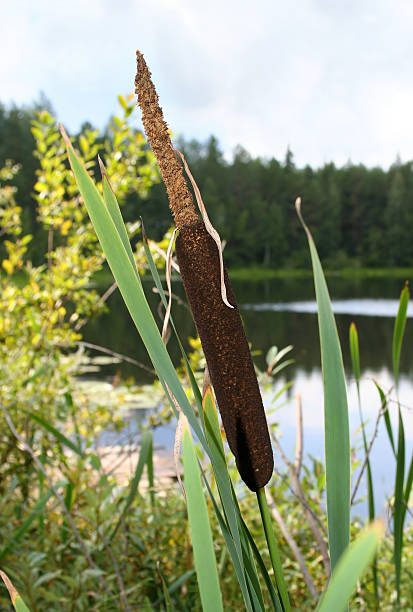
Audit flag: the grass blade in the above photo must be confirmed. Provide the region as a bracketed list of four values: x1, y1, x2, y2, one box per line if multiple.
[349, 323, 360, 383]
[348, 324, 375, 520]
[391, 284, 409, 603]
[182, 423, 224, 612]
[394, 406, 405, 602]
[257, 488, 290, 611]
[402, 452, 413, 525]
[392, 283, 409, 388]
[27, 411, 84, 457]
[201, 469, 256, 612]
[100, 158, 141, 284]
[147, 432, 155, 509]
[374, 381, 395, 456]
[349, 323, 377, 603]
[296, 199, 350, 571]
[0, 571, 30, 612]
[317, 522, 384, 612]
[202, 388, 253, 610]
[240, 517, 283, 612]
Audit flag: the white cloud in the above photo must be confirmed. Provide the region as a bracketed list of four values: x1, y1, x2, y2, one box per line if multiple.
[1, 0, 413, 167]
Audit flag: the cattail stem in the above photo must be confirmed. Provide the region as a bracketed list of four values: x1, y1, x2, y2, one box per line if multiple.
[257, 488, 291, 612]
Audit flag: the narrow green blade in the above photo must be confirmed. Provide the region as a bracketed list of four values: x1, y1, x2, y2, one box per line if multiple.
[391, 284, 409, 602]
[317, 523, 383, 612]
[28, 411, 84, 457]
[202, 387, 253, 610]
[349, 323, 377, 601]
[61, 127, 207, 451]
[297, 200, 350, 571]
[402, 452, 413, 525]
[240, 517, 282, 611]
[182, 425, 224, 612]
[100, 158, 141, 284]
[349, 323, 360, 384]
[201, 469, 255, 612]
[392, 284, 409, 388]
[374, 381, 395, 455]
[394, 407, 405, 599]
[0, 572, 30, 612]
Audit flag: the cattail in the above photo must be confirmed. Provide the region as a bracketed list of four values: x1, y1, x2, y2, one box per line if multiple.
[135, 51, 273, 491]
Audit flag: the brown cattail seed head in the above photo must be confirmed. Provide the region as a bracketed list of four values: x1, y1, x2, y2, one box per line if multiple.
[135, 51, 199, 228]
[135, 52, 274, 490]
[175, 222, 274, 491]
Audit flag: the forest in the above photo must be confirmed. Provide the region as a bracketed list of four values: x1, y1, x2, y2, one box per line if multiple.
[1, 98, 413, 271]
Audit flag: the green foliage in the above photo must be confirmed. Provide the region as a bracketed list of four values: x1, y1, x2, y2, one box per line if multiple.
[297, 200, 350, 571]
[182, 423, 224, 612]
[0, 96, 160, 529]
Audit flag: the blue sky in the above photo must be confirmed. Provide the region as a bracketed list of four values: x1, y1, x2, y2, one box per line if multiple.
[2, 0, 413, 168]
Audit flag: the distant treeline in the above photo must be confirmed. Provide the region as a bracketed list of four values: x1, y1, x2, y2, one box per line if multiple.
[1, 99, 413, 269]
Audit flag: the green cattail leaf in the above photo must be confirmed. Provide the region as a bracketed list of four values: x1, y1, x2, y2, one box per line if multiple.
[0, 572, 30, 612]
[393, 284, 409, 388]
[394, 407, 405, 599]
[349, 324, 377, 597]
[202, 387, 254, 610]
[182, 425, 224, 612]
[200, 464, 256, 612]
[239, 518, 283, 611]
[61, 127, 207, 451]
[317, 523, 383, 612]
[391, 284, 409, 602]
[100, 159, 141, 284]
[402, 454, 413, 525]
[349, 323, 360, 384]
[297, 199, 350, 571]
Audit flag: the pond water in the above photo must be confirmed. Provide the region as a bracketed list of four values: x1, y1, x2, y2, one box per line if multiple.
[84, 274, 413, 520]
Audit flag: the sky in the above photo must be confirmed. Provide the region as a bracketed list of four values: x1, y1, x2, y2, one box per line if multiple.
[1, 0, 413, 168]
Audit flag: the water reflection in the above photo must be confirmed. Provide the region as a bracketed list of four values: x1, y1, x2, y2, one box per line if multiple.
[84, 276, 413, 380]
[243, 298, 413, 317]
[265, 367, 412, 519]
[83, 275, 412, 519]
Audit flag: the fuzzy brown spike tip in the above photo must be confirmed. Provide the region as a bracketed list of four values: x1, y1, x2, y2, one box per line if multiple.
[135, 51, 199, 228]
